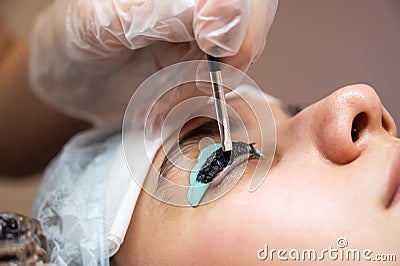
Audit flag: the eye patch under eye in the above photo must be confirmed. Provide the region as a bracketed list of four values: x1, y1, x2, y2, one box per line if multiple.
[187, 142, 263, 207]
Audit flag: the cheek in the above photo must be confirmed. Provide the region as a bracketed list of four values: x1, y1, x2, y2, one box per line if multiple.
[187, 168, 323, 263]
[190, 192, 272, 264]
[189, 162, 361, 261]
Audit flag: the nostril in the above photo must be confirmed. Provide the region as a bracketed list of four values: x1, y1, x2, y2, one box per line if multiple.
[351, 126, 358, 142]
[351, 112, 368, 142]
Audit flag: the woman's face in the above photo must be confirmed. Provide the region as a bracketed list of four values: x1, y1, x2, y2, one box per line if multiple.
[115, 84, 400, 265]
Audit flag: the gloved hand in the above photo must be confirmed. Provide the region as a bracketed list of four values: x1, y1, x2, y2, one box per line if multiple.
[30, 0, 278, 125]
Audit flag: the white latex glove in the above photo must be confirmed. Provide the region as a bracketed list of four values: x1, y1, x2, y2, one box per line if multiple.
[30, 0, 278, 125]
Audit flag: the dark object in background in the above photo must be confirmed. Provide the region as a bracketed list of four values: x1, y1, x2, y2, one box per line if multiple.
[0, 212, 47, 264]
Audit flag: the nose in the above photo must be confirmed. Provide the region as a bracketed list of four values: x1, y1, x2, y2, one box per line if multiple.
[314, 84, 397, 164]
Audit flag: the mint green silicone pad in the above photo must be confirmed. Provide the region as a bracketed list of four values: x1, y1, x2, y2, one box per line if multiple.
[187, 144, 221, 207]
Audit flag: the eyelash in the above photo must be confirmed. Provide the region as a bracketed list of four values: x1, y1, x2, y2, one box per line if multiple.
[286, 104, 303, 117]
[158, 121, 264, 194]
[210, 155, 259, 192]
[195, 142, 262, 187]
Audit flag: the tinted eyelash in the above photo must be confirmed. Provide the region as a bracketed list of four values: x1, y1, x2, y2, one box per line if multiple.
[196, 142, 260, 184]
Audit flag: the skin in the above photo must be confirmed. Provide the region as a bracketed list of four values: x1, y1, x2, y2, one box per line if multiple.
[115, 84, 400, 265]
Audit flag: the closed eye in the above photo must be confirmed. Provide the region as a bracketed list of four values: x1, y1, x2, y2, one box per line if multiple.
[156, 121, 262, 192]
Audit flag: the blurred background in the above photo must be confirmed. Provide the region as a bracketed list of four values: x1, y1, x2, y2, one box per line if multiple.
[0, 0, 399, 215]
[0, 0, 52, 216]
